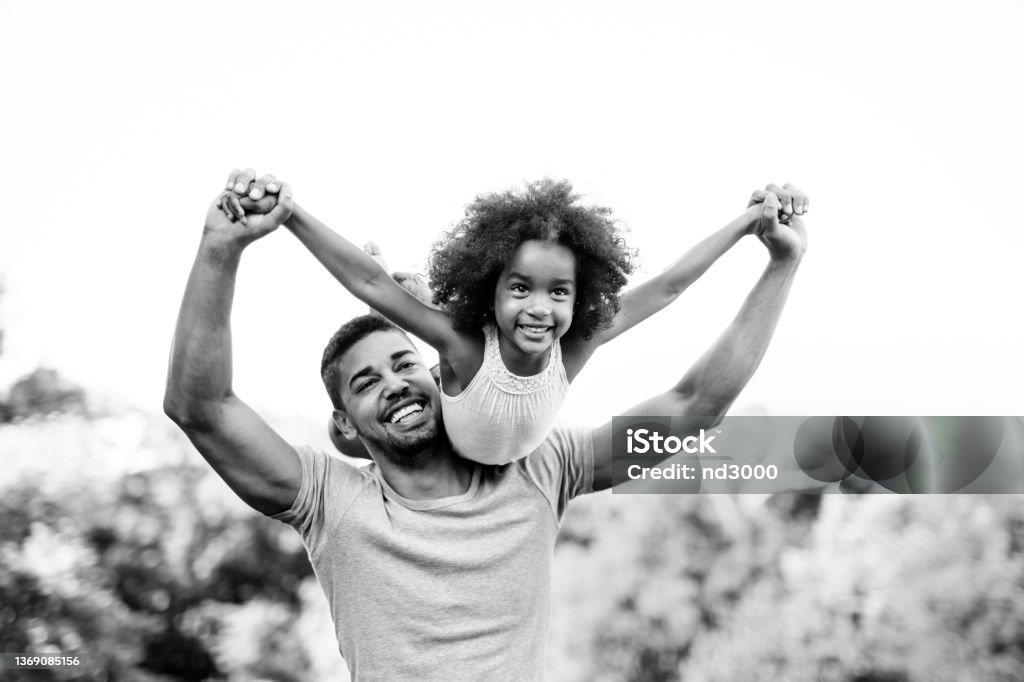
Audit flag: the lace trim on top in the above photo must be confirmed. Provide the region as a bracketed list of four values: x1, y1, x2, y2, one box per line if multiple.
[482, 324, 563, 395]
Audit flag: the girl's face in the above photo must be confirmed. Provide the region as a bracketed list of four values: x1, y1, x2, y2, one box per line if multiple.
[492, 240, 577, 370]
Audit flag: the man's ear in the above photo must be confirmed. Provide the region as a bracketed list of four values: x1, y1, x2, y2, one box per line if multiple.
[332, 408, 358, 440]
[329, 412, 372, 460]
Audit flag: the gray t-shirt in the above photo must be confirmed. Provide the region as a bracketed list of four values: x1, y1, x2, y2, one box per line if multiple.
[272, 425, 595, 681]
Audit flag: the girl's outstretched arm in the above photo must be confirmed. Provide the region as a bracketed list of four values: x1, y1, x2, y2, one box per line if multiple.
[568, 184, 808, 366]
[285, 203, 462, 353]
[591, 204, 761, 346]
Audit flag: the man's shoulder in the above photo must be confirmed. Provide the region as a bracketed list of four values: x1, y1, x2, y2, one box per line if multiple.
[271, 444, 379, 530]
[511, 424, 595, 504]
[534, 424, 594, 458]
[496, 425, 592, 474]
[293, 444, 380, 491]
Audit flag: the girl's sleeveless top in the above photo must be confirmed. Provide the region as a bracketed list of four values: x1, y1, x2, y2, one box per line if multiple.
[440, 325, 569, 465]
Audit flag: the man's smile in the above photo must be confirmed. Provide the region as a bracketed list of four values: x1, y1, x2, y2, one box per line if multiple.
[383, 399, 428, 426]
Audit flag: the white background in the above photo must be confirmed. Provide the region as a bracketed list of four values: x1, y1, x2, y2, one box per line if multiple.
[2, 0, 1022, 446]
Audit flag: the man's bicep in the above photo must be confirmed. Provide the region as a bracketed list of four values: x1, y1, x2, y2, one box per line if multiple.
[591, 421, 615, 491]
[182, 396, 302, 517]
[592, 392, 676, 491]
[591, 391, 719, 492]
[526, 427, 596, 510]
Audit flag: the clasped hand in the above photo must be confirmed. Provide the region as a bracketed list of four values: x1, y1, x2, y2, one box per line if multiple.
[747, 182, 809, 262]
[203, 168, 293, 246]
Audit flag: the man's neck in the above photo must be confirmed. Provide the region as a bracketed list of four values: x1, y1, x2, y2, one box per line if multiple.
[373, 443, 475, 500]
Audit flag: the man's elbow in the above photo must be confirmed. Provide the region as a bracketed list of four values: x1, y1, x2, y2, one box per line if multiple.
[163, 391, 221, 432]
[163, 395, 199, 430]
[670, 382, 734, 429]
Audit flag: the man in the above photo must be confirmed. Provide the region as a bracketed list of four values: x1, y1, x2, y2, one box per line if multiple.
[164, 171, 808, 680]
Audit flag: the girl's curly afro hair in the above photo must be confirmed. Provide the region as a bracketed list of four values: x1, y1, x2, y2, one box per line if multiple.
[428, 179, 636, 341]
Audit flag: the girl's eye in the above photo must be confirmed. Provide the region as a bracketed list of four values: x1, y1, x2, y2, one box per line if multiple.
[510, 284, 528, 294]
[553, 288, 570, 297]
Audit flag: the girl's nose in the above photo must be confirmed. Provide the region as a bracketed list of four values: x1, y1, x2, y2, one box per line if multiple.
[526, 299, 552, 317]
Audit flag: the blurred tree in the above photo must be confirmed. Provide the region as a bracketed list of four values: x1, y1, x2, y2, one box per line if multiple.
[0, 278, 4, 358]
[0, 279, 8, 423]
[0, 280, 87, 422]
[680, 496, 1024, 681]
[5, 368, 87, 420]
[0, 412, 324, 681]
[550, 494, 1024, 682]
[0, 279, 337, 679]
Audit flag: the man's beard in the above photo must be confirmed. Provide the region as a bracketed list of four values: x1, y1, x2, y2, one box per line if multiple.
[364, 412, 445, 469]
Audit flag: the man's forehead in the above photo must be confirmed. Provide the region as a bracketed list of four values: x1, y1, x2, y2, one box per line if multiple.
[339, 330, 421, 379]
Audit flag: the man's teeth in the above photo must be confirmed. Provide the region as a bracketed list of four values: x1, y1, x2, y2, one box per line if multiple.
[389, 404, 424, 424]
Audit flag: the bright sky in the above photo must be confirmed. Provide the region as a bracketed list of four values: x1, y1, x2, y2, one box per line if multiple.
[2, 0, 1022, 447]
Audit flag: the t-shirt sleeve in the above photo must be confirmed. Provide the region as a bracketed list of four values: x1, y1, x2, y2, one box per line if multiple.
[270, 445, 367, 553]
[522, 425, 595, 519]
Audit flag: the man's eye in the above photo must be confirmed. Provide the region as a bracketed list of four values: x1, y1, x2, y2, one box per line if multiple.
[398, 361, 416, 371]
[356, 378, 377, 393]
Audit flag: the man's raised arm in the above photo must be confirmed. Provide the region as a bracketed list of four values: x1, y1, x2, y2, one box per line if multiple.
[592, 192, 807, 490]
[163, 173, 301, 515]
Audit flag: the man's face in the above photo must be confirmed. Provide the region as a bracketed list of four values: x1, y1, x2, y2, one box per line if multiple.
[333, 330, 443, 465]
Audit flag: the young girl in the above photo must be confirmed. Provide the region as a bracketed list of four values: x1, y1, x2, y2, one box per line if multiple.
[235, 178, 771, 464]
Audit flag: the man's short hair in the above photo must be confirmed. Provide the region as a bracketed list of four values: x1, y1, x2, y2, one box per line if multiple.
[321, 314, 409, 410]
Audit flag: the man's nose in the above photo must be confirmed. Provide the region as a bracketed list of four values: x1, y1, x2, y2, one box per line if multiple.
[381, 373, 410, 399]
